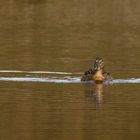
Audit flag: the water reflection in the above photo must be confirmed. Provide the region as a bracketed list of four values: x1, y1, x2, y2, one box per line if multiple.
[84, 83, 104, 108]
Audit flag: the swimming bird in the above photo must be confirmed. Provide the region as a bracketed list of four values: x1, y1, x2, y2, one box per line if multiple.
[81, 57, 113, 82]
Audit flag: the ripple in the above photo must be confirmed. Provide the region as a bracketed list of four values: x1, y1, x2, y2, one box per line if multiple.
[113, 78, 140, 84]
[0, 70, 72, 75]
[0, 77, 139, 84]
[0, 77, 80, 83]
[0, 70, 139, 84]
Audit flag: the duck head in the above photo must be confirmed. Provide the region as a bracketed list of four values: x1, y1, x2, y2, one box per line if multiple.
[94, 57, 104, 71]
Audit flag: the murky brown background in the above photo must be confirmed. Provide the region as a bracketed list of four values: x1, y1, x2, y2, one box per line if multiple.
[0, 0, 140, 140]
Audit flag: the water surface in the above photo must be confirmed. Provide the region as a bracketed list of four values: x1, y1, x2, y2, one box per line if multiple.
[0, 0, 140, 140]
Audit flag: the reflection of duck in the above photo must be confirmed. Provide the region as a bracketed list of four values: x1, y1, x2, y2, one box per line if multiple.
[94, 83, 104, 106]
[84, 83, 104, 108]
[81, 57, 113, 82]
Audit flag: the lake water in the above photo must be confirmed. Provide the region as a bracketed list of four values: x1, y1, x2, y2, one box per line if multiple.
[0, 0, 140, 140]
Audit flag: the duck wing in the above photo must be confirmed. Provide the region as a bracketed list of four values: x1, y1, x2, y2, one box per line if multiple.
[84, 68, 96, 75]
[103, 71, 113, 80]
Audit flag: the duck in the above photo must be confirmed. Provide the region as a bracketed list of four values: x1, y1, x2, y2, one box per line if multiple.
[81, 57, 113, 82]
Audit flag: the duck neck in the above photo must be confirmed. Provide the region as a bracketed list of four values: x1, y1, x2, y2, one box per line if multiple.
[95, 69, 104, 76]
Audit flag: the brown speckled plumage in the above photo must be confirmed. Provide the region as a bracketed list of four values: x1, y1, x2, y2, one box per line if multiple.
[81, 57, 113, 82]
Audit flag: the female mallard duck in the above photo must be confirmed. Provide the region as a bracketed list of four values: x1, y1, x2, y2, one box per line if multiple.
[81, 57, 113, 82]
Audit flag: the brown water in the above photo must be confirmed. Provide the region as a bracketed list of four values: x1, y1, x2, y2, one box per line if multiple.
[0, 0, 140, 140]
